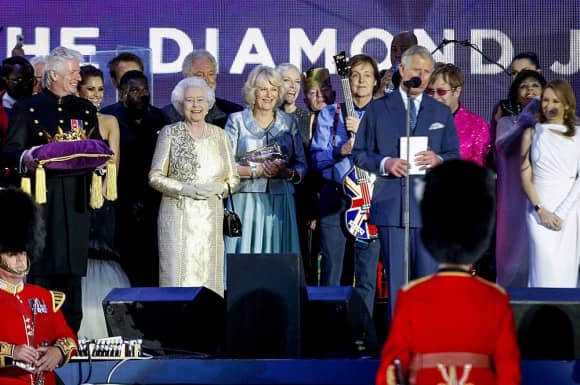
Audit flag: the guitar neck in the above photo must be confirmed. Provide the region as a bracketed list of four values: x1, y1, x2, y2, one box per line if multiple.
[340, 78, 356, 118]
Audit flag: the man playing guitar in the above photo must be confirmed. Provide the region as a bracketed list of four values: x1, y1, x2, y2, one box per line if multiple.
[310, 54, 381, 315]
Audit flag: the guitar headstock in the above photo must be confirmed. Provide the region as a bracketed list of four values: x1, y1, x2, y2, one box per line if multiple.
[333, 51, 349, 79]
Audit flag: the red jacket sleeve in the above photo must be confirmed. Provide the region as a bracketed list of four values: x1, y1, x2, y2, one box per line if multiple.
[376, 289, 413, 385]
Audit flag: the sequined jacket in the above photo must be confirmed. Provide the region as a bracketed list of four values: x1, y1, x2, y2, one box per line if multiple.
[454, 104, 491, 167]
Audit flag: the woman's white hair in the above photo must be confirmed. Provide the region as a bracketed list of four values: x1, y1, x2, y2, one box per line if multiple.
[43, 47, 83, 90]
[275, 62, 300, 75]
[242, 65, 284, 110]
[171, 76, 216, 116]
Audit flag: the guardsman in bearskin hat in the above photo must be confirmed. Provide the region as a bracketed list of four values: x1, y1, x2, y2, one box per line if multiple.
[0, 188, 77, 385]
[376, 160, 521, 385]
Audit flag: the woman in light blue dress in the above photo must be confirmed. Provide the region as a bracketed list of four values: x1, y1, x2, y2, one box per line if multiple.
[225, 65, 307, 254]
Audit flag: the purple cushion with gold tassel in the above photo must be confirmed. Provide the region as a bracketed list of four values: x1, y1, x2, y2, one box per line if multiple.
[31, 139, 113, 170]
[23, 138, 117, 208]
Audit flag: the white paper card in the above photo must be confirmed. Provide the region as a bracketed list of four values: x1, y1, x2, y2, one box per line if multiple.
[399, 136, 428, 175]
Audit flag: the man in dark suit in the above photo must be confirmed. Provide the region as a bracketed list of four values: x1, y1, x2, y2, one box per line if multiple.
[101, 70, 167, 287]
[162, 49, 242, 128]
[353, 45, 459, 314]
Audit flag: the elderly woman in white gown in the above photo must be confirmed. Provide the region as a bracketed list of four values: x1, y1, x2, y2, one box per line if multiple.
[149, 77, 239, 296]
[521, 79, 580, 288]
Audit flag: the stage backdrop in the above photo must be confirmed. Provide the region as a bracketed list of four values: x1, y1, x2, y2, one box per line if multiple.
[2, 0, 580, 119]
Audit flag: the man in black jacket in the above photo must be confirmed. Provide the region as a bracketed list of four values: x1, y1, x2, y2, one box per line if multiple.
[101, 70, 167, 287]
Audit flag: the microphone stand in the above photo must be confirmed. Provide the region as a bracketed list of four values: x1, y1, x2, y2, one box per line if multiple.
[432, 39, 511, 76]
[403, 88, 412, 286]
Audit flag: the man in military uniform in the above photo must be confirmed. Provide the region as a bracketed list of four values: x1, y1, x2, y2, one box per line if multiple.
[0, 188, 77, 385]
[376, 161, 520, 385]
[3, 46, 100, 333]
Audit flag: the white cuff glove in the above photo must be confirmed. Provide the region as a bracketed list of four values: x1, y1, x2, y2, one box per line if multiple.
[181, 182, 224, 199]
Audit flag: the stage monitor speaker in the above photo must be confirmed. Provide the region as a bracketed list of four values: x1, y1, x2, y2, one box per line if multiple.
[304, 286, 378, 357]
[226, 253, 306, 358]
[103, 287, 225, 355]
[508, 288, 580, 359]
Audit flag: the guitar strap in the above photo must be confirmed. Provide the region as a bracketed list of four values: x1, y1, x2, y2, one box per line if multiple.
[339, 101, 348, 122]
[332, 102, 347, 146]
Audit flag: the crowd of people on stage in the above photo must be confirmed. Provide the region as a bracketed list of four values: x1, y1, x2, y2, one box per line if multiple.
[0, 29, 579, 384]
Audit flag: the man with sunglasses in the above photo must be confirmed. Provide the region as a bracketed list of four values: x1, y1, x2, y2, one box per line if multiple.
[427, 63, 490, 167]
[353, 45, 459, 316]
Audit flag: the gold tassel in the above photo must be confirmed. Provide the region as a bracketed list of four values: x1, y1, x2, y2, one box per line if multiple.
[35, 165, 47, 204]
[21, 176, 31, 195]
[90, 171, 104, 209]
[104, 159, 117, 201]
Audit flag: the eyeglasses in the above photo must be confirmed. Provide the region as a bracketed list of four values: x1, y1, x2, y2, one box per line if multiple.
[426, 87, 455, 97]
[5, 77, 33, 84]
[306, 86, 331, 98]
[127, 87, 150, 96]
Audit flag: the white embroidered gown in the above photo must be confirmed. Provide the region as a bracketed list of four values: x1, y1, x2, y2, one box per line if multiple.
[149, 122, 239, 296]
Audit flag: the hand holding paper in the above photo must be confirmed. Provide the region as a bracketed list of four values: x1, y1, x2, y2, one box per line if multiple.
[399, 136, 428, 175]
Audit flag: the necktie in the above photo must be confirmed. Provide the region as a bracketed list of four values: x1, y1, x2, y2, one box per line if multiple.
[409, 98, 417, 131]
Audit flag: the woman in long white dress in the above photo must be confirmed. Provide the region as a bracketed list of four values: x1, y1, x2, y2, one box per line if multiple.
[521, 79, 580, 287]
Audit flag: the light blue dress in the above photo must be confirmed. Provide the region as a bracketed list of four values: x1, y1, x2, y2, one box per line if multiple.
[224, 108, 307, 254]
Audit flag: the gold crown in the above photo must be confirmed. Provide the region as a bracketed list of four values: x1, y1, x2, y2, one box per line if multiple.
[44, 126, 93, 143]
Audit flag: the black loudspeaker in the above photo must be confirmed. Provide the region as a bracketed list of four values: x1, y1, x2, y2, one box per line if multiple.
[509, 288, 580, 359]
[103, 287, 225, 355]
[304, 286, 378, 357]
[226, 253, 306, 358]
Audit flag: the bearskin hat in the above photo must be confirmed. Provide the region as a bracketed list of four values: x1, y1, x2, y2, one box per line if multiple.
[420, 160, 495, 265]
[0, 188, 45, 262]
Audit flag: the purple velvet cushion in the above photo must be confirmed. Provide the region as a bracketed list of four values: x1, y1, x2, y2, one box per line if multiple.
[32, 139, 113, 170]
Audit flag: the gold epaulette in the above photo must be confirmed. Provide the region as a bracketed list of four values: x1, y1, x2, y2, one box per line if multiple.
[0, 342, 14, 368]
[474, 276, 507, 295]
[50, 290, 66, 312]
[53, 337, 77, 366]
[401, 275, 433, 292]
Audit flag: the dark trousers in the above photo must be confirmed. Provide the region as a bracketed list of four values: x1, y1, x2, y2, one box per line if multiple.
[377, 226, 437, 316]
[319, 182, 381, 314]
[28, 274, 83, 333]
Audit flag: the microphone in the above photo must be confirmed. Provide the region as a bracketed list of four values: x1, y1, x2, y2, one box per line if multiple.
[403, 77, 421, 89]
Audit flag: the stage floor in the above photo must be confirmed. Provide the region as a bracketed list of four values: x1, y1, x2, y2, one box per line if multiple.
[56, 358, 580, 385]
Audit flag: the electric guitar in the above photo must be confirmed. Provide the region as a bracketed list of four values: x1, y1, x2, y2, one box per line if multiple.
[333, 51, 378, 240]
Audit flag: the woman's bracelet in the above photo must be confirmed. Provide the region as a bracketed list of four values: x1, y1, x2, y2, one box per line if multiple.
[286, 169, 296, 182]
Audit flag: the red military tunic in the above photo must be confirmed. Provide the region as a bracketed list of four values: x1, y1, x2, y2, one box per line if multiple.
[376, 272, 521, 385]
[0, 279, 77, 385]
